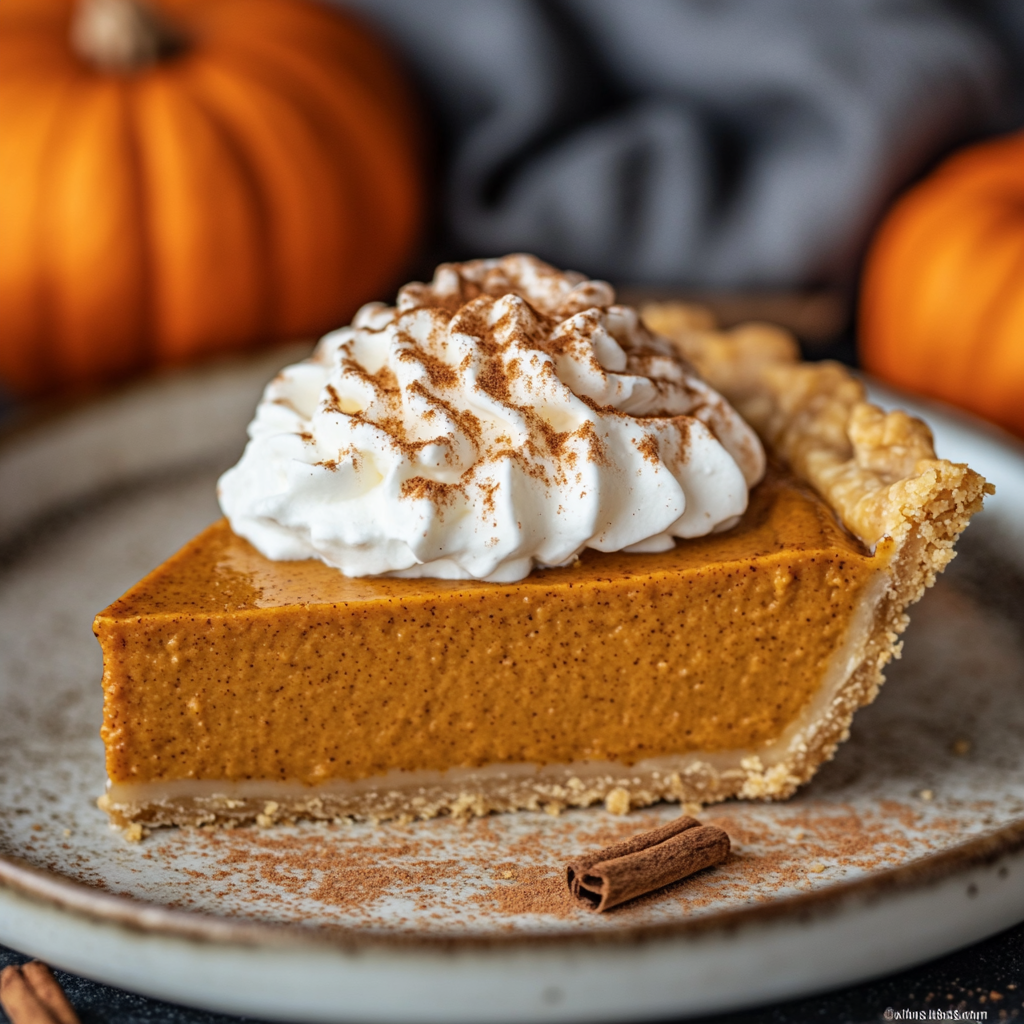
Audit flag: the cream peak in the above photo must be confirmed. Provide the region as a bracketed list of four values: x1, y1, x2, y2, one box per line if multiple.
[218, 254, 765, 582]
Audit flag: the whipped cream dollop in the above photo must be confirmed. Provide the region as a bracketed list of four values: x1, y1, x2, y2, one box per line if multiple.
[218, 255, 765, 583]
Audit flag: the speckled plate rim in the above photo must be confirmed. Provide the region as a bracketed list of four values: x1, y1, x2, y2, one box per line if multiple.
[2, 831, 1023, 1022]
[2, 816, 1024, 952]
[2, 360, 1024, 1021]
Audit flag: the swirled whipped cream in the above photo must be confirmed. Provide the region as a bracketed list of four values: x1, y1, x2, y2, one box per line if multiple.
[218, 255, 765, 582]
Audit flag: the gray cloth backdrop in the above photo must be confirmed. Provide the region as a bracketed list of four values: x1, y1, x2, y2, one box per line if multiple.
[339, 0, 1016, 287]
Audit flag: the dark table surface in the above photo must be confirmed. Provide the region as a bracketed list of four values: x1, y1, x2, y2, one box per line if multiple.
[1, 920, 1021, 1024]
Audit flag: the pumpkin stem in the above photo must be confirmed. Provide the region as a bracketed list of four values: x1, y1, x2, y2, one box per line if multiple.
[71, 0, 186, 72]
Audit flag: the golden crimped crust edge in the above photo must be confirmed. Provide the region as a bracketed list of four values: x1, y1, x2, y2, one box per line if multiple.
[641, 302, 992, 551]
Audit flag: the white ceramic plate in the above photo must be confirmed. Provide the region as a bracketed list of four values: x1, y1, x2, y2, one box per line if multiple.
[1, 353, 1023, 1023]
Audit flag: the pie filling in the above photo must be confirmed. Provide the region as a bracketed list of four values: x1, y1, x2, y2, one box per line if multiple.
[95, 466, 895, 827]
[102, 568, 887, 825]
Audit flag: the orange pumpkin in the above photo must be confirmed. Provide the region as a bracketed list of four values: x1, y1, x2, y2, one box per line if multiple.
[0, 0, 423, 397]
[860, 130, 1024, 438]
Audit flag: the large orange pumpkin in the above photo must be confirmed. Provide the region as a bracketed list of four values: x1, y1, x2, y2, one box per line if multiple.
[0, 0, 423, 397]
[860, 130, 1024, 438]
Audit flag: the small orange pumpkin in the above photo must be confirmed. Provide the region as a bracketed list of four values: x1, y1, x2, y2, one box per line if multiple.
[0, 0, 423, 397]
[860, 130, 1024, 438]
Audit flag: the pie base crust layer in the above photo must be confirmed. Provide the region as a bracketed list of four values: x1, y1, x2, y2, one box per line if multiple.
[94, 312, 990, 830]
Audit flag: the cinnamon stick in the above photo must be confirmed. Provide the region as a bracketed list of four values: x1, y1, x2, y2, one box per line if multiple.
[0, 963, 80, 1024]
[566, 815, 729, 912]
[566, 815, 700, 898]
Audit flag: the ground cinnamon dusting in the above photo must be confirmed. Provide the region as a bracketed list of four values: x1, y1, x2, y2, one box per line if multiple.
[399, 477, 464, 507]
[87, 798, 980, 934]
[634, 434, 660, 465]
[296, 258, 709, 517]
[398, 344, 459, 390]
[480, 865, 578, 918]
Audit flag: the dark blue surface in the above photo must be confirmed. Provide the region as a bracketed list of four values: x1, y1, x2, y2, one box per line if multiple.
[1, 921, 1021, 1024]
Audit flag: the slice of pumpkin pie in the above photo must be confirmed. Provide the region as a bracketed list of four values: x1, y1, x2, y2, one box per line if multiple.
[94, 256, 990, 829]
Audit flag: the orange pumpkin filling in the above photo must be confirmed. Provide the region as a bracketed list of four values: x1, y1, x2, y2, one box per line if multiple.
[94, 464, 889, 825]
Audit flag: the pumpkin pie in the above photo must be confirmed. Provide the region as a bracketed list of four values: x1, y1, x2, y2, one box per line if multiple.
[93, 286, 990, 830]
